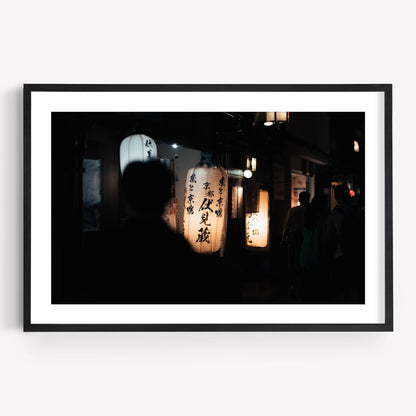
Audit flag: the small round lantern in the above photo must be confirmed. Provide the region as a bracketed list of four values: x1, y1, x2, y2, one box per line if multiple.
[119, 134, 157, 174]
[183, 162, 228, 254]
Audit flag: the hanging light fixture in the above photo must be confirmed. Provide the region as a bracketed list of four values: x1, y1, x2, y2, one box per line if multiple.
[245, 189, 270, 248]
[264, 112, 289, 126]
[243, 169, 253, 179]
[251, 157, 257, 172]
[119, 134, 157, 174]
[354, 140, 360, 152]
[243, 156, 256, 178]
[183, 161, 228, 254]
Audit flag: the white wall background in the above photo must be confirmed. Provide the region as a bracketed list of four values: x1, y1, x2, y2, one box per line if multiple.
[0, 1, 412, 415]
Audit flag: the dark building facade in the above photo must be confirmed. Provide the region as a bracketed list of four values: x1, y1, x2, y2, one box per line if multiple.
[51, 111, 365, 304]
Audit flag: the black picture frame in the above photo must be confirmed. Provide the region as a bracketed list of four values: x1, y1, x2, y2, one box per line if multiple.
[23, 83, 393, 332]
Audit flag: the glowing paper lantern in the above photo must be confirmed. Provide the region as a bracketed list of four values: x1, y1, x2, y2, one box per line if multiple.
[119, 134, 157, 174]
[183, 163, 228, 254]
[245, 190, 269, 248]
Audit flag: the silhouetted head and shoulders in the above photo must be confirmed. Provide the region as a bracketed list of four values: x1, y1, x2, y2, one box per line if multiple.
[281, 191, 311, 246]
[286, 191, 310, 224]
[105, 160, 202, 302]
[119, 160, 194, 254]
[328, 184, 364, 260]
[330, 185, 353, 230]
[333, 185, 352, 210]
[298, 191, 311, 207]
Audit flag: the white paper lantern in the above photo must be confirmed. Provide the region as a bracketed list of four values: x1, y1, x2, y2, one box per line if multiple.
[183, 163, 228, 254]
[245, 189, 269, 248]
[119, 134, 157, 174]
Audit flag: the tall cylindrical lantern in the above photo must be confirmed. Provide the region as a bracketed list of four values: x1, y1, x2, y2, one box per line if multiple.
[245, 189, 269, 248]
[119, 134, 157, 174]
[183, 163, 228, 254]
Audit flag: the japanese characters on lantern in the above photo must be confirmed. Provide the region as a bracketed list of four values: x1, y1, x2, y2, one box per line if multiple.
[245, 189, 269, 248]
[119, 134, 157, 174]
[183, 164, 228, 254]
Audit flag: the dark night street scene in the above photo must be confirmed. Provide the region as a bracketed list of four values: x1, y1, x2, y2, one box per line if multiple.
[51, 111, 365, 305]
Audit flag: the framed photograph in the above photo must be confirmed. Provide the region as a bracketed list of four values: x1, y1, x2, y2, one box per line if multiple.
[24, 84, 393, 331]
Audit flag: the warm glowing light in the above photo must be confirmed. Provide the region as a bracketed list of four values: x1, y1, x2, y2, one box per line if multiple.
[354, 140, 360, 152]
[119, 134, 157, 174]
[246, 190, 269, 248]
[349, 189, 355, 197]
[264, 112, 288, 126]
[245, 156, 257, 172]
[251, 158, 257, 172]
[243, 169, 253, 179]
[183, 163, 228, 254]
[275, 112, 288, 122]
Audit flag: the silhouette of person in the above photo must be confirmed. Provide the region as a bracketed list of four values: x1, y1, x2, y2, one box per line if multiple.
[281, 191, 310, 293]
[104, 160, 204, 303]
[327, 184, 364, 303]
[299, 195, 330, 302]
[282, 191, 310, 246]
